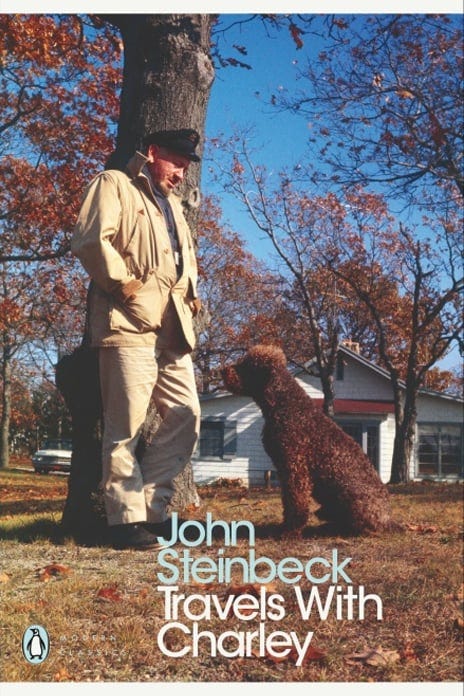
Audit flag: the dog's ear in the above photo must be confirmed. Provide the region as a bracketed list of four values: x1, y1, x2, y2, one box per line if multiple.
[247, 344, 287, 368]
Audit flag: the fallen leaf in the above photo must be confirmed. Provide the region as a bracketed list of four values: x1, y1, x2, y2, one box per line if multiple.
[54, 667, 71, 681]
[262, 581, 278, 593]
[445, 584, 464, 601]
[96, 585, 123, 602]
[277, 645, 326, 664]
[37, 563, 71, 582]
[217, 583, 280, 618]
[191, 581, 221, 592]
[0, 572, 10, 583]
[11, 600, 48, 612]
[222, 583, 262, 616]
[346, 646, 401, 667]
[406, 523, 439, 534]
[226, 581, 278, 596]
[400, 642, 418, 662]
[223, 583, 261, 600]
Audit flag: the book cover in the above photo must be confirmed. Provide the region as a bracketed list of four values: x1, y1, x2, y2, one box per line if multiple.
[0, 4, 462, 696]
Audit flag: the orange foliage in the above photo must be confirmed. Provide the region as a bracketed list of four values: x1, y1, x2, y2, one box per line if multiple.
[195, 196, 280, 391]
[0, 15, 122, 263]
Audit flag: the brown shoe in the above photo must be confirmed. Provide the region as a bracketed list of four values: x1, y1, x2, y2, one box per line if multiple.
[143, 519, 175, 539]
[110, 523, 167, 551]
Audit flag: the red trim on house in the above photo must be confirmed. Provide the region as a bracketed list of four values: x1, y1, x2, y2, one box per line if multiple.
[312, 399, 395, 415]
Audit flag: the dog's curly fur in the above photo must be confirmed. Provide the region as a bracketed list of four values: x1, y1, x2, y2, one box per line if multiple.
[222, 344, 393, 535]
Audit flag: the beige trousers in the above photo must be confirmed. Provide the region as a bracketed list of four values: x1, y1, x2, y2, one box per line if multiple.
[98, 345, 200, 525]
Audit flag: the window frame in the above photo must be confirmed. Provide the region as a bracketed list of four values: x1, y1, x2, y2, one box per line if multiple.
[416, 421, 463, 479]
[335, 418, 380, 471]
[195, 417, 237, 461]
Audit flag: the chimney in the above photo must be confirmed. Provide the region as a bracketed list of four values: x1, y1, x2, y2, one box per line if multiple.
[341, 339, 360, 354]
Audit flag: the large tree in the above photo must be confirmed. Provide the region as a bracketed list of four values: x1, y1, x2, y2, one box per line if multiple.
[271, 13, 463, 481]
[0, 15, 120, 472]
[0, 14, 121, 263]
[218, 133, 462, 480]
[43, 14, 217, 540]
[195, 195, 279, 393]
[278, 14, 463, 210]
[330, 201, 463, 483]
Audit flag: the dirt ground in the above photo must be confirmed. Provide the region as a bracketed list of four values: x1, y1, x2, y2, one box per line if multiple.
[0, 471, 462, 684]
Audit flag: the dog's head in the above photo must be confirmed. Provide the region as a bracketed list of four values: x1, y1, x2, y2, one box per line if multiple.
[221, 344, 287, 397]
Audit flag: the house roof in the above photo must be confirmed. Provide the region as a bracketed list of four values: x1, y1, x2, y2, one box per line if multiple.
[300, 344, 392, 382]
[301, 344, 463, 405]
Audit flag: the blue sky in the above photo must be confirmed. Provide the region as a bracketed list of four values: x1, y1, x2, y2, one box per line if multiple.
[204, 15, 318, 258]
[206, 14, 316, 166]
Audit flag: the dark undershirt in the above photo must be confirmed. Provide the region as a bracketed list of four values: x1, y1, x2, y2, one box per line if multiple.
[144, 166, 182, 276]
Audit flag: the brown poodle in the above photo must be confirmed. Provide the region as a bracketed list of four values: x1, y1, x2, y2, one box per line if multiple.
[222, 344, 393, 535]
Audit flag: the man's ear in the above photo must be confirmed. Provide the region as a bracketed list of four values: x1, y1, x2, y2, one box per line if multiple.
[146, 144, 159, 163]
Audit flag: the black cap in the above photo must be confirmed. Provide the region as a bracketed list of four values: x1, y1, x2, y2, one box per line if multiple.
[144, 129, 200, 162]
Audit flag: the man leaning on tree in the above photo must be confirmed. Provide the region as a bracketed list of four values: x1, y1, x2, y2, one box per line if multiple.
[72, 129, 202, 551]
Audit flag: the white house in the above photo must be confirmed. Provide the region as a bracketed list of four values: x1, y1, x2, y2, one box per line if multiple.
[192, 344, 463, 486]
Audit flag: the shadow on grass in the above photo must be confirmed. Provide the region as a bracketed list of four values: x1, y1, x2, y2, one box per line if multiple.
[1, 499, 66, 516]
[0, 518, 112, 548]
[388, 481, 463, 503]
[0, 517, 65, 544]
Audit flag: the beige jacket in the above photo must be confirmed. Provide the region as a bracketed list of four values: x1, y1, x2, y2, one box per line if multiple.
[71, 152, 199, 350]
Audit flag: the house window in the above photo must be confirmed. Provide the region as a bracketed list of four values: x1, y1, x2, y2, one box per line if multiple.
[417, 423, 463, 478]
[198, 418, 237, 459]
[336, 420, 379, 471]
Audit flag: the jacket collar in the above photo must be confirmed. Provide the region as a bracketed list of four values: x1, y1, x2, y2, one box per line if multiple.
[126, 151, 149, 179]
[125, 151, 162, 204]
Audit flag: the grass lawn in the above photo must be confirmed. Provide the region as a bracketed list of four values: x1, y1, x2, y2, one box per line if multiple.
[0, 468, 462, 683]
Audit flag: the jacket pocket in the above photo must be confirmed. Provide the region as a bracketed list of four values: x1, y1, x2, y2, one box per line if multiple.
[110, 271, 163, 333]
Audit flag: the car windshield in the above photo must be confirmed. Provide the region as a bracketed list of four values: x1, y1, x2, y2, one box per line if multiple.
[42, 440, 72, 450]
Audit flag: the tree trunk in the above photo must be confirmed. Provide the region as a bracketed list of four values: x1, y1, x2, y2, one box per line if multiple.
[56, 347, 105, 545]
[318, 364, 336, 418]
[390, 419, 415, 484]
[59, 15, 215, 540]
[136, 398, 201, 512]
[389, 384, 417, 484]
[0, 344, 12, 469]
[108, 13, 215, 234]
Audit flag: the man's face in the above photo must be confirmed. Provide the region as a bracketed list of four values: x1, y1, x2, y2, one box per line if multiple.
[146, 144, 191, 196]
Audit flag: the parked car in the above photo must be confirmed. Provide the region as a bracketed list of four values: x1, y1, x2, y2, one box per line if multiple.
[32, 439, 72, 474]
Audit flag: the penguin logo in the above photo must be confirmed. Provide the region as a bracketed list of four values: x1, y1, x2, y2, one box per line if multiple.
[22, 625, 50, 664]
